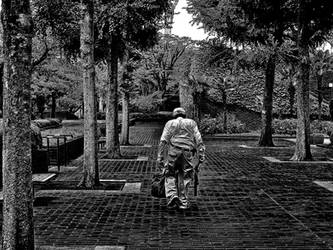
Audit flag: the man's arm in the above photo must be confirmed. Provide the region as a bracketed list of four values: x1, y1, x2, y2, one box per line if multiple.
[157, 121, 173, 168]
[193, 121, 205, 163]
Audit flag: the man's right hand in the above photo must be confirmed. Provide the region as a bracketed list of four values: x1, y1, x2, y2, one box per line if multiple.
[195, 162, 203, 173]
[157, 159, 164, 170]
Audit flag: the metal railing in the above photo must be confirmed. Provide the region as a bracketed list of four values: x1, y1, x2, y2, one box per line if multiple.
[43, 134, 74, 171]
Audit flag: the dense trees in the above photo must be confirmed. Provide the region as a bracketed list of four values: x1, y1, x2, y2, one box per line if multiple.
[188, 0, 333, 160]
[139, 35, 191, 93]
[310, 49, 333, 121]
[96, 0, 169, 157]
[1, 0, 35, 248]
[188, 0, 294, 147]
[290, 0, 333, 161]
[31, 0, 82, 118]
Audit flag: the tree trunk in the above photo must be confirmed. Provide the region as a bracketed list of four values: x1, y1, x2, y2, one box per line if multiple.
[179, 80, 194, 119]
[0, 62, 3, 116]
[222, 88, 227, 132]
[288, 80, 296, 117]
[120, 92, 130, 145]
[317, 74, 323, 121]
[51, 92, 56, 118]
[291, 0, 312, 161]
[78, 0, 99, 188]
[330, 100, 333, 121]
[120, 50, 130, 145]
[105, 36, 121, 158]
[258, 54, 276, 147]
[1, 0, 34, 248]
[193, 91, 202, 121]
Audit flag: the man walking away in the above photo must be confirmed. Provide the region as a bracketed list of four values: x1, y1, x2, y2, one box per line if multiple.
[157, 107, 205, 209]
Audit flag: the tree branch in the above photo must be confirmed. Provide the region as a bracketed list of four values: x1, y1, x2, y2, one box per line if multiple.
[32, 43, 50, 69]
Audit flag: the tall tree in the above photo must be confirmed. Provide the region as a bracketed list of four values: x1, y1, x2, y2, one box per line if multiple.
[138, 34, 191, 99]
[291, 0, 312, 160]
[97, 0, 169, 157]
[78, 0, 99, 187]
[164, 0, 179, 35]
[310, 49, 333, 121]
[33, 0, 81, 60]
[1, 0, 34, 248]
[291, 0, 333, 161]
[188, 0, 292, 147]
[105, 34, 121, 158]
[120, 50, 132, 145]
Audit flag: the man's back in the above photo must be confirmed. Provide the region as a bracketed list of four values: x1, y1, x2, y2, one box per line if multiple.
[160, 117, 203, 150]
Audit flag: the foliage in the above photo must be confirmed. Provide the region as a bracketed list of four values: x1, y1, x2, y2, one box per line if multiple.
[131, 91, 164, 113]
[206, 65, 331, 117]
[33, 119, 62, 130]
[32, 58, 82, 115]
[310, 49, 333, 76]
[199, 113, 248, 135]
[311, 120, 333, 135]
[134, 34, 193, 97]
[95, 0, 170, 61]
[32, 0, 81, 58]
[272, 119, 333, 135]
[272, 119, 297, 135]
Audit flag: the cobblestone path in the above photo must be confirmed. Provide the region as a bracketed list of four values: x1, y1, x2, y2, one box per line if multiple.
[2, 121, 333, 249]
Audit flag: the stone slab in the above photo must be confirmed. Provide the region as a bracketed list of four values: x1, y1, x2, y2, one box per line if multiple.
[99, 156, 148, 162]
[121, 182, 141, 193]
[263, 156, 333, 164]
[32, 173, 57, 183]
[36, 246, 125, 250]
[262, 156, 282, 163]
[239, 144, 292, 149]
[313, 181, 333, 192]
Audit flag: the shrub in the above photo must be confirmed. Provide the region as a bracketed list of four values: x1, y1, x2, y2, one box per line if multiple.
[272, 119, 333, 135]
[131, 92, 163, 113]
[199, 113, 248, 134]
[272, 119, 297, 135]
[311, 120, 333, 135]
[41, 126, 83, 139]
[33, 118, 62, 130]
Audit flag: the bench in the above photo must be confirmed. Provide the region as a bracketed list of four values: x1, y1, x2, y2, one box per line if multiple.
[32, 173, 57, 198]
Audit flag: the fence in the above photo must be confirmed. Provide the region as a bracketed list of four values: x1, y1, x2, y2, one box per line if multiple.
[43, 135, 84, 171]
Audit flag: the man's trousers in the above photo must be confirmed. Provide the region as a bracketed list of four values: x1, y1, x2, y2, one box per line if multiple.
[165, 145, 196, 208]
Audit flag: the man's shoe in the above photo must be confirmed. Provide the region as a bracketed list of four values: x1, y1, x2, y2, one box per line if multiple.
[178, 201, 190, 210]
[167, 196, 180, 209]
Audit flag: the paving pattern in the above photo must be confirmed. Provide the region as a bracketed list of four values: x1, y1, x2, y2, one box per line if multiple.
[1, 121, 333, 249]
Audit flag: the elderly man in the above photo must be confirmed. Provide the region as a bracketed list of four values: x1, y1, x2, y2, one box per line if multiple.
[157, 107, 205, 209]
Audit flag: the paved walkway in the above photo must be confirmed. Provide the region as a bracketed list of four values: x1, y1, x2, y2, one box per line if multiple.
[2, 121, 333, 249]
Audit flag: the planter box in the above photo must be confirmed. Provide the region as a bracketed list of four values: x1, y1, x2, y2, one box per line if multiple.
[309, 133, 325, 145]
[46, 136, 83, 167]
[32, 149, 49, 173]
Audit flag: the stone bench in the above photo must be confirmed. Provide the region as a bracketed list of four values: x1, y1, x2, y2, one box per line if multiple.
[32, 173, 57, 198]
[0, 173, 57, 201]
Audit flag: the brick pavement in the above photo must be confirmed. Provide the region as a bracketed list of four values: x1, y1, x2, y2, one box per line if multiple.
[1, 122, 333, 249]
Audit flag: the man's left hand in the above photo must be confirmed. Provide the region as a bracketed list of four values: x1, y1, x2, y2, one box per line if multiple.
[157, 159, 164, 170]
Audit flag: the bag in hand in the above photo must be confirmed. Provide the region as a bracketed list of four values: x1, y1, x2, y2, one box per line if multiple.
[151, 172, 166, 198]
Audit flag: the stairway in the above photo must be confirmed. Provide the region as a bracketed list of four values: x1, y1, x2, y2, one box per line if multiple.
[200, 97, 261, 131]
